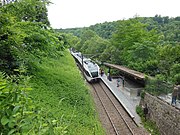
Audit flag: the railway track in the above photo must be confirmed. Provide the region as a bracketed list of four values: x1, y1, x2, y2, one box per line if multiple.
[73, 56, 148, 135]
[91, 80, 148, 135]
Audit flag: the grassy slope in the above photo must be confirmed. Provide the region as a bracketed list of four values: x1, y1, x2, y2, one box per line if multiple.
[29, 50, 105, 135]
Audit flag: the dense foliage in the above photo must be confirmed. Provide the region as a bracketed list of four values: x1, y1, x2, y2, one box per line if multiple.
[110, 19, 159, 74]
[0, 1, 104, 134]
[0, 0, 59, 74]
[0, 0, 63, 134]
[0, 70, 66, 134]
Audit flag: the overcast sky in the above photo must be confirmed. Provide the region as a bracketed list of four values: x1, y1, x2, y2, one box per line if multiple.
[47, 0, 180, 29]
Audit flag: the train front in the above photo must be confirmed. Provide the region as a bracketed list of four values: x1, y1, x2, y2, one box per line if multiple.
[83, 59, 100, 82]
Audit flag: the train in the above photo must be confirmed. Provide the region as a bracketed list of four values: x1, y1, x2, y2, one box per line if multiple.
[70, 50, 100, 82]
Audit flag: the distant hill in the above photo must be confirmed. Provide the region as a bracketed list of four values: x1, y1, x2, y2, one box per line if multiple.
[56, 15, 180, 43]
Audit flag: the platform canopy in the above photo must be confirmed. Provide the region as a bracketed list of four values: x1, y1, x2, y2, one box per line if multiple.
[104, 63, 145, 80]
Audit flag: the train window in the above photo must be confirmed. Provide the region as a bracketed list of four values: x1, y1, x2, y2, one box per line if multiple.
[91, 61, 95, 65]
[84, 61, 88, 64]
[91, 72, 98, 77]
[85, 70, 91, 77]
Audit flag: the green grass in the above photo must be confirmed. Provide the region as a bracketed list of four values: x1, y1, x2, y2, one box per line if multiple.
[29, 50, 105, 135]
[136, 106, 160, 135]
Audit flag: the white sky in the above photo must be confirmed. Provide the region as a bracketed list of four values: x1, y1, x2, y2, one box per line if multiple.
[47, 0, 180, 29]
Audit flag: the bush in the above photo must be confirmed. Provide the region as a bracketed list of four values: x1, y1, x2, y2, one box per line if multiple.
[0, 71, 67, 135]
[136, 105, 144, 117]
[136, 105, 160, 135]
[140, 90, 145, 99]
[145, 76, 173, 96]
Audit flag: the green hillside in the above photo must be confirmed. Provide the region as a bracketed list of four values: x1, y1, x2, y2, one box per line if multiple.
[0, 1, 104, 134]
[29, 50, 104, 135]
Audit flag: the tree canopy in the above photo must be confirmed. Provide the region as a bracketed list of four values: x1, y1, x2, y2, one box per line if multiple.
[0, 0, 63, 74]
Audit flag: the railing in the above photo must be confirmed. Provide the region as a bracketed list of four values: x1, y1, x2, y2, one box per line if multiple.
[145, 78, 174, 96]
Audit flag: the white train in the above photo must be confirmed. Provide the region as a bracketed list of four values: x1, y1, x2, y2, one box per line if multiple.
[71, 50, 100, 82]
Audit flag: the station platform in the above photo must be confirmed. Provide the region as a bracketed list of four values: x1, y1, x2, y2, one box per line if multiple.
[100, 74, 180, 126]
[100, 74, 143, 126]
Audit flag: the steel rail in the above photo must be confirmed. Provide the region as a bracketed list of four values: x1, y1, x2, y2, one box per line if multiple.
[92, 84, 119, 135]
[74, 57, 135, 134]
[99, 82, 135, 135]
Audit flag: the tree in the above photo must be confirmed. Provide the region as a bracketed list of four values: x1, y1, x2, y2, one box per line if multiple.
[111, 18, 160, 69]
[157, 44, 180, 81]
[81, 36, 110, 57]
[58, 33, 80, 48]
[75, 29, 97, 51]
[0, 0, 62, 73]
[1, 0, 50, 25]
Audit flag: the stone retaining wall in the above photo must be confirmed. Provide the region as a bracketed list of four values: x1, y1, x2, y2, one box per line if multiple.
[140, 93, 180, 135]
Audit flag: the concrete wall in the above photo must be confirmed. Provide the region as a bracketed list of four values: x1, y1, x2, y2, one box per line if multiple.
[140, 93, 180, 135]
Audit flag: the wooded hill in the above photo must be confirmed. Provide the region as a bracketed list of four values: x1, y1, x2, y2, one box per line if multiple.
[57, 16, 180, 89]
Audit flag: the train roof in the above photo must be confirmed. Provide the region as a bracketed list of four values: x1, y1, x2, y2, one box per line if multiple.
[71, 51, 99, 71]
[84, 59, 98, 69]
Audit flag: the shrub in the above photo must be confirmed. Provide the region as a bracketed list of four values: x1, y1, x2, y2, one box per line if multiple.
[0, 71, 67, 134]
[136, 105, 160, 135]
[145, 76, 173, 96]
[140, 90, 145, 99]
[136, 105, 144, 117]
